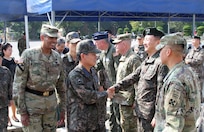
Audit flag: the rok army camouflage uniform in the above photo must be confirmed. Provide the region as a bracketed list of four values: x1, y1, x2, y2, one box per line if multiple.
[0, 54, 12, 131]
[67, 39, 108, 132]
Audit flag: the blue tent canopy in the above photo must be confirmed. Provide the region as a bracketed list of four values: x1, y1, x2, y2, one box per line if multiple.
[0, 0, 27, 22]
[27, 0, 204, 21]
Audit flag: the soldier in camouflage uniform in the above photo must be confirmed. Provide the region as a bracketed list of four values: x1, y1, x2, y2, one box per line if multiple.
[0, 52, 12, 131]
[110, 28, 168, 132]
[17, 32, 27, 56]
[67, 39, 114, 132]
[13, 24, 66, 132]
[62, 31, 81, 128]
[93, 31, 121, 132]
[134, 34, 147, 62]
[185, 36, 204, 102]
[154, 34, 201, 131]
[113, 33, 141, 132]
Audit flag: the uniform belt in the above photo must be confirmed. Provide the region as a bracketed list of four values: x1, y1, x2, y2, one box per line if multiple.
[25, 87, 54, 97]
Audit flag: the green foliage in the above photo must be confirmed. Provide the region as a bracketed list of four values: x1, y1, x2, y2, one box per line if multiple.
[197, 26, 204, 36]
[183, 25, 192, 36]
[157, 26, 163, 32]
[123, 27, 130, 33]
[117, 28, 123, 34]
[3, 21, 204, 41]
[131, 28, 137, 34]
[138, 27, 144, 34]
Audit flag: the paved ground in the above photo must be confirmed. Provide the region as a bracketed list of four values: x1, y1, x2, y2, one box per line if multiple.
[7, 99, 111, 132]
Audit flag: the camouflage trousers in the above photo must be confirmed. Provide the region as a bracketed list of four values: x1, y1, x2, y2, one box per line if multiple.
[0, 107, 8, 132]
[196, 103, 204, 132]
[137, 117, 153, 132]
[120, 105, 137, 132]
[22, 92, 58, 132]
[108, 100, 122, 132]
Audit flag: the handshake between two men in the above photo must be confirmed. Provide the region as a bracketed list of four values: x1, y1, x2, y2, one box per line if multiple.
[106, 87, 115, 99]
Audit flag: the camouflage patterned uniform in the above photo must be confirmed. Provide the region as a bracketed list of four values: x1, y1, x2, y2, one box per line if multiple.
[62, 53, 78, 128]
[68, 65, 108, 132]
[17, 37, 26, 56]
[95, 44, 121, 132]
[185, 47, 204, 101]
[154, 61, 200, 131]
[113, 51, 168, 132]
[0, 66, 12, 131]
[136, 45, 147, 62]
[13, 47, 66, 131]
[114, 49, 141, 132]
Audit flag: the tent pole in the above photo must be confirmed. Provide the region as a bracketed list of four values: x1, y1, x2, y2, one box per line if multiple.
[98, 20, 100, 31]
[193, 14, 196, 36]
[57, 12, 68, 28]
[98, 12, 101, 31]
[4, 21, 6, 42]
[24, 15, 30, 49]
[51, 11, 55, 26]
[47, 13, 52, 25]
[167, 19, 170, 34]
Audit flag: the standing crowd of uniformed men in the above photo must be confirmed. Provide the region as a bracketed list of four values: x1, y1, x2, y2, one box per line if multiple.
[0, 24, 204, 132]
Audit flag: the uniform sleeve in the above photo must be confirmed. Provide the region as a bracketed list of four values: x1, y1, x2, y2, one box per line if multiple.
[113, 66, 141, 92]
[69, 72, 108, 104]
[13, 50, 29, 114]
[55, 59, 66, 112]
[156, 64, 169, 103]
[185, 49, 204, 66]
[163, 81, 186, 131]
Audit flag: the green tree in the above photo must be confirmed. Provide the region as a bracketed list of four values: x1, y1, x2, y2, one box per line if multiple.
[183, 25, 192, 36]
[157, 26, 163, 32]
[117, 28, 123, 34]
[197, 26, 204, 36]
[123, 27, 130, 33]
[138, 27, 144, 34]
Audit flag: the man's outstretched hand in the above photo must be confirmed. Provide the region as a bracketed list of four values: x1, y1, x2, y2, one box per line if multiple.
[107, 87, 115, 99]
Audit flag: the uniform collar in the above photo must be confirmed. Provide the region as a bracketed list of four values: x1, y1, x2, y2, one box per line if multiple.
[119, 49, 133, 62]
[163, 61, 184, 82]
[145, 51, 160, 64]
[67, 53, 75, 63]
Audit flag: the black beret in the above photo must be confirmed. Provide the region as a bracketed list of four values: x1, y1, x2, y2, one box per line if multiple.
[143, 27, 164, 38]
[193, 36, 200, 39]
[92, 31, 108, 40]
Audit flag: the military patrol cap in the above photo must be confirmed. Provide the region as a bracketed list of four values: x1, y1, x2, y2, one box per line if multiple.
[156, 34, 187, 51]
[143, 27, 164, 38]
[66, 31, 81, 44]
[57, 37, 65, 44]
[92, 31, 108, 40]
[40, 24, 59, 37]
[193, 36, 201, 40]
[76, 39, 101, 54]
[137, 34, 144, 39]
[112, 33, 132, 44]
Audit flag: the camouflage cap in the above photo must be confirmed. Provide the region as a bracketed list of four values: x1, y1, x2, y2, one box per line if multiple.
[57, 37, 65, 44]
[137, 34, 144, 39]
[156, 33, 187, 51]
[112, 33, 132, 44]
[40, 24, 59, 37]
[66, 31, 81, 44]
[76, 39, 101, 54]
